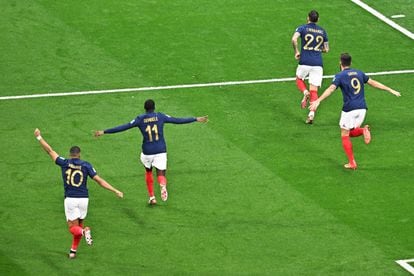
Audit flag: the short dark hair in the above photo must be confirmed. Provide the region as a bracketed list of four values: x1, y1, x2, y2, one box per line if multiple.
[144, 99, 155, 112]
[70, 146, 81, 156]
[340, 53, 352, 67]
[308, 10, 319, 23]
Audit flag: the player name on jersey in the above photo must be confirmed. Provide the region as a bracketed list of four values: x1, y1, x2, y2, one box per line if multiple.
[306, 27, 324, 34]
[143, 116, 158, 123]
[68, 164, 82, 170]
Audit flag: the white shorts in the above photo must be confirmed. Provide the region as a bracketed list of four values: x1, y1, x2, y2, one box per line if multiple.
[339, 109, 367, 130]
[64, 197, 89, 221]
[296, 65, 323, 87]
[140, 152, 167, 170]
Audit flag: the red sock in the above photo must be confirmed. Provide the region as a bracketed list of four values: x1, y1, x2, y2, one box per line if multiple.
[69, 226, 83, 251]
[69, 225, 83, 236]
[157, 175, 167, 186]
[145, 171, 154, 197]
[349, 128, 364, 137]
[309, 90, 318, 102]
[341, 136, 355, 163]
[296, 77, 307, 93]
[71, 236, 82, 251]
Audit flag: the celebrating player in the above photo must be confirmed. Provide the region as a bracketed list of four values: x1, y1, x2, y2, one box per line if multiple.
[94, 99, 208, 205]
[292, 10, 329, 124]
[34, 128, 123, 259]
[309, 53, 401, 169]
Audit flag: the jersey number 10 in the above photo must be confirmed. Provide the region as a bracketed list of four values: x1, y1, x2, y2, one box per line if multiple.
[65, 168, 84, 187]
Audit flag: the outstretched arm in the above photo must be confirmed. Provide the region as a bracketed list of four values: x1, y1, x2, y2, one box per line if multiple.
[309, 84, 337, 111]
[367, 79, 401, 97]
[94, 122, 136, 137]
[165, 115, 208, 124]
[291, 32, 301, 60]
[34, 128, 59, 162]
[93, 175, 124, 198]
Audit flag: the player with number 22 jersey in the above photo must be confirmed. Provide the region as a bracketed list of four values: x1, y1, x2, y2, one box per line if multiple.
[292, 10, 329, 124]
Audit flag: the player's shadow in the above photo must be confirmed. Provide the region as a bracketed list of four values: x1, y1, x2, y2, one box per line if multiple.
[121, 207, 146, 226]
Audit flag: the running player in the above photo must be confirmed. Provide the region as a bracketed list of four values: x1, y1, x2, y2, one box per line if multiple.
[34, 128, 123, 258]
[309, 53, 401, 169]
[94, 99, 208, 205]
[292, 10, 329, 124]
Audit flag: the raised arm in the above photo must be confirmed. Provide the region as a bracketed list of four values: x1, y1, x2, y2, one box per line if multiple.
[92, 175, 124, 198]
[34, 128, 59, 162]
[291, 32, 301, 60]
[309, 84, 337, 111]
[367, 79, 401, 97]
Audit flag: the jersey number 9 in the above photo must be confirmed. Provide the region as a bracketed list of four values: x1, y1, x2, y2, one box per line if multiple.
[351, 78, 361, 94]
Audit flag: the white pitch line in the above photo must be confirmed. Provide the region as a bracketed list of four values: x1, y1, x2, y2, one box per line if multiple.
[351, 0, 414, 40]
[391, 15, 406, 19]
[396, 259, 414, 275]
[1, 69, 414, 101]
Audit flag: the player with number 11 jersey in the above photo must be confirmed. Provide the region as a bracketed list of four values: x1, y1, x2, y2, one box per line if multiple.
[95, 99, 208, 205]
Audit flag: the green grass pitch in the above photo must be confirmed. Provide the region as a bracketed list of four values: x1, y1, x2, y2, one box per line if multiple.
[1, 0, 413, 274]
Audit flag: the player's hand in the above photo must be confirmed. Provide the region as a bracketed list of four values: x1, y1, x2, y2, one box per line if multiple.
[391, 90, 401, 97]
[94, 130, 104, 137]
[197, 115, 208, 123]
[294, 52, 300, 60]
[115, 190, 124, 198]
[34, 128, 41, 137]
[309, 100, 320, 111]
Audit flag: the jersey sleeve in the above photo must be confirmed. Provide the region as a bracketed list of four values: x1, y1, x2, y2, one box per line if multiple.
[162, 113, 197, 124]
[55, 156, 68, 167]
[294, 25, 304, 35]
[85, 163, 98, 179]
[362, 72, 369, 83]
[331, 74, 341, 88]
[104, 117, 139, 134]
[323, 29, 329, 42]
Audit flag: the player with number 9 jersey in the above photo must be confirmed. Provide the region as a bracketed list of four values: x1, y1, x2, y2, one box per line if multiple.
[308, 53, 401, 170]
[332, 68, 369, 112]
[94, 99, 208, 205]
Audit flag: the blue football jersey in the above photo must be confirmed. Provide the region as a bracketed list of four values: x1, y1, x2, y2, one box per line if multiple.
[295, 23, 328, 67]
[55, 157, 97, 198]
[332, 68, 370, 112]
[104, 112, 196, 155]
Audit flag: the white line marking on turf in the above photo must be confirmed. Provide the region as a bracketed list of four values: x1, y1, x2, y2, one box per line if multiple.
[391, 14, 406, 19]
[1, 69, 414, 101]
[351, 0, 414, 40]
[396, 259, 414, 275]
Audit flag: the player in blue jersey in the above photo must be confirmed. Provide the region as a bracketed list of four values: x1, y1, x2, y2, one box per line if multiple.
[309, 53, 401, 169]
[94, 99, 208, 205]
[292, 10, 329, 124]
[34, 128, 123, 258]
